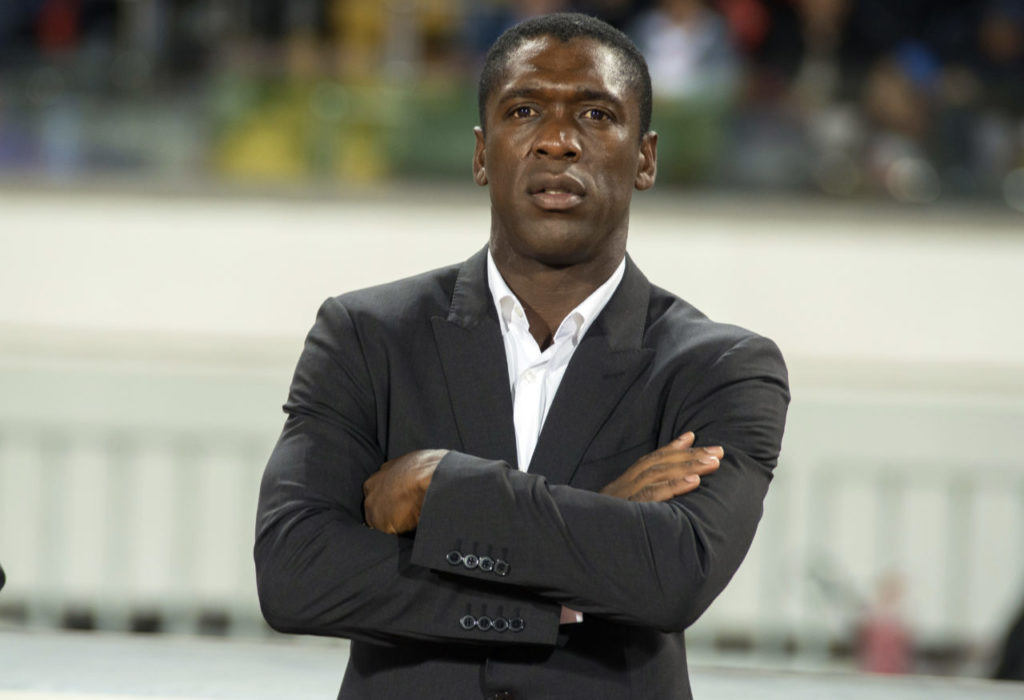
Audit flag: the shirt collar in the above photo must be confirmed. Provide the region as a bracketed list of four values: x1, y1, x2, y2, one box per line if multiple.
[486, 250, 626, 347]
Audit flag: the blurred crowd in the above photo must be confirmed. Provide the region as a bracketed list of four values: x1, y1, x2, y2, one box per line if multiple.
[1, 0, 1023, 208]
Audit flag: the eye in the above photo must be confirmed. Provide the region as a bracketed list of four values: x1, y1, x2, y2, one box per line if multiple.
[583, 108, 612, 121]
[510, 106, 537, 119]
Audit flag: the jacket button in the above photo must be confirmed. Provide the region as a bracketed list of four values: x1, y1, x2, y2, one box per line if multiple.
[492, 616, 509, 632]
[476, 615, 493, 631]
[463, 553, 479, 569]
[493, 559, 510, 576]
[446, 550, 463, 566]
[508, 617, 525, 633]
[459, 615, 476, 630]
[478, 556, 494, 572]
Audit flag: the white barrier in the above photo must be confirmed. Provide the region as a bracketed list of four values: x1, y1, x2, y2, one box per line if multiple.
[1, 187, 1023, 667]
[1, 366, 1022, 665]
[3, 630, 1022, 699]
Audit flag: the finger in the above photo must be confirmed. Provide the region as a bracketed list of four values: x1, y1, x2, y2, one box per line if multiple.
[698, 455, 721, 473]
[662, 474, 701, 499]
[619, 440, 722, 493]
[654, 433, 698, 460]
[632, 450, 720, 482]
[362, 472, 378, 497]
[624, 457, 719, 496]
[663, 442, 723, 462]
[646, 446, 723, 476]
[671, 431, 695, 447]
[626, 433, 696, 473]
[641, 441, 722, 470]
[631, 474, 700, 503]
[700, 444, 724, 459]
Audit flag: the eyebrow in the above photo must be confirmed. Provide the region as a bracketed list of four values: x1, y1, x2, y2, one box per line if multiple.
[497, 86, 623, 106]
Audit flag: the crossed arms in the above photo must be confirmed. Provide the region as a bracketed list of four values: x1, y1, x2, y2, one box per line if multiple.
[363, 432, 722, 535]
[254, 295, 789, 647]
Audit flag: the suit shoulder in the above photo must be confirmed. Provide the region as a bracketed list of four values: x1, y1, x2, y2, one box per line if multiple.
[646, 283, 783, 361]
[644, 285, 789, 410]
[320, 261, 461, 326]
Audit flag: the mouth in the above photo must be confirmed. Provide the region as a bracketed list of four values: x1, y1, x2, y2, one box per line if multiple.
[531, 190, 583, 211]
[528, 176, 586, 212]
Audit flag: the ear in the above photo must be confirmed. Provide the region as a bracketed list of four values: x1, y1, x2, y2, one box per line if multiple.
[634, 131, 658, 191]
[473, 126, 488, 186]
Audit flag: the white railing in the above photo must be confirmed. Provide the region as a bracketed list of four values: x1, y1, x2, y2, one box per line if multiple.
[692, 451, 1024, 667]
[0, 424, 273, 636]
[3, 414, 1023, 664]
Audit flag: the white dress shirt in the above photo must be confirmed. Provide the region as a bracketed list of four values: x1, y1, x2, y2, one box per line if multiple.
[486, 251, 626, 472]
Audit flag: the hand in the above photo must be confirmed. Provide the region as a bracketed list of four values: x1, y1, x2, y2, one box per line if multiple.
[600, 432, 722, 503]
[363, 449, 448, 534]
[560, 605, 583, 624]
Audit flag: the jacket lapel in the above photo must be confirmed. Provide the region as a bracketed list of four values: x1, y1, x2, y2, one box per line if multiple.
[431, 249, 655, 481]
[528, 257, 655, 484]
[431, 247, 518, 466]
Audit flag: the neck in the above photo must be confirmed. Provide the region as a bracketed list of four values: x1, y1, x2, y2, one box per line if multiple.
[490, 243, 624, 350]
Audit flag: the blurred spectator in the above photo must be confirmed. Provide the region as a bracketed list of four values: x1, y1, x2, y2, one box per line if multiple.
[974, 0, 1024, 116]
[463, 0, 571, 62]
[857, 573, 913, 675]
[859, 52, 937, 201]
[718, 0, 847, 190]
[1, 1, 1023, 202]
[571, 0, 650, 30]
[629, 0, 739, 182]
[968, 1, 1024, 189]
[993, 599, 1024, 681]
[631, 0, 739, 100]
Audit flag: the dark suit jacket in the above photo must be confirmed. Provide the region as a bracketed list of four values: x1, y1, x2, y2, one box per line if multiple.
[255, 247, 789, 699]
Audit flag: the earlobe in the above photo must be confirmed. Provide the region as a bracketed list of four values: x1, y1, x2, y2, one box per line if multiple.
[473, 126, 488, 186]
[634, 131, 658, 191]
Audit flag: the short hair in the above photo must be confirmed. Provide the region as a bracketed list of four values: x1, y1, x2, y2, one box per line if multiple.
[478, 13, 653, 137]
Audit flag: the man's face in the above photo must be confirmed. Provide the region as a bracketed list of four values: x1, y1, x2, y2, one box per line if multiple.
[474, 36, 657, 269]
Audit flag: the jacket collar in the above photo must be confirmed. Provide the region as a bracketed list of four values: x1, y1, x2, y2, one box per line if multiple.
[433, 246, 655, 482]
[446, 246, 649, 349]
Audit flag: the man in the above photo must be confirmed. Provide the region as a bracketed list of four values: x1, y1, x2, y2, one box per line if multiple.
[255, 12, 788, 700]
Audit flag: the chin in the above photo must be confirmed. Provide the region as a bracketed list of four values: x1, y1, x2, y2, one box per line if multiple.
[494, 214, 624, 268]
[520, 230, 598, 267]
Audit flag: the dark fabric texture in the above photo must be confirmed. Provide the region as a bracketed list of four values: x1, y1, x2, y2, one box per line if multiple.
[255, 247, 790, 699]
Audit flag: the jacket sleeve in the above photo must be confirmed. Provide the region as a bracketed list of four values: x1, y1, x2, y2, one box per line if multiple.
[411, 334, 789, 632]
[254, 298, 561, 647]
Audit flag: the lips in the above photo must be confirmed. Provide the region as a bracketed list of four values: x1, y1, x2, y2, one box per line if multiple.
[528, 173, 586, 211]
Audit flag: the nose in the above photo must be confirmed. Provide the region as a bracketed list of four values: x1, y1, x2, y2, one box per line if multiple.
[531, 113, 581, 161]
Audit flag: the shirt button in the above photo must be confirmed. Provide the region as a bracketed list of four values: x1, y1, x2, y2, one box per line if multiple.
[522, 370, 536, 382]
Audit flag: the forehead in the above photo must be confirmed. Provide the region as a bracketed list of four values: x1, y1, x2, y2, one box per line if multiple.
[493, 36, 633, 105]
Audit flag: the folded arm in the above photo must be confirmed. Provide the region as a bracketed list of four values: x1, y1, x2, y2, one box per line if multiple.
[409, 334, 789, 631]
[363, 431, 722, 534]
[362, 432, 723, 626]
[254, 299, 563, 647]
[255, 298, 788, 644]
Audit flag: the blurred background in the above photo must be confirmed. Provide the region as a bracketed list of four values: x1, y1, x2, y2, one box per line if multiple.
[2, 0, 1024, 201]
[1, 0, 1024, 692]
